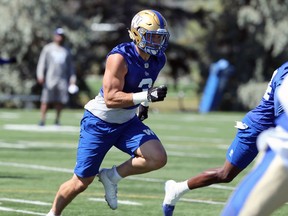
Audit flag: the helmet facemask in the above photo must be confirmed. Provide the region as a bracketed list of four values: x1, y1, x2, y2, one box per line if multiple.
[137, 27, 169, 56]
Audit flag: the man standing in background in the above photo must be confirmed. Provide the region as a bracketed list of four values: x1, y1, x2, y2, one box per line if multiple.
[37, 27, 76, 126]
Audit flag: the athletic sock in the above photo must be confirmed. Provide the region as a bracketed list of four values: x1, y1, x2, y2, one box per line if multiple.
[177, 180, 190, 195]
[108, 165, 122, 184]
[46, 209, 61, 216]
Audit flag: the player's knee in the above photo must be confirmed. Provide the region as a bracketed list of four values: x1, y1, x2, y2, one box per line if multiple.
[151, 152, 167, 170]
[73, 176, 94, 192]
[76, 182, 88, 192]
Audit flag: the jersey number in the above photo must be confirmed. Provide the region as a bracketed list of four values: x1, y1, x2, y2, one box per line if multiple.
[138, 78, 153, 91]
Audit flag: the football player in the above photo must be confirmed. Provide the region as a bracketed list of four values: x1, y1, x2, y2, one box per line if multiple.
[221, 75, 288, 216]
[46, 9, 170, 216]
[163, 62, 288, 216]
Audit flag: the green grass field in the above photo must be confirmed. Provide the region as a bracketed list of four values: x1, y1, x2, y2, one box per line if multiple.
[0, 108, 287, 216]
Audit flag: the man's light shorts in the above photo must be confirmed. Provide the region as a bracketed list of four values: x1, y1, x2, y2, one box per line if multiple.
[41, 82, 69, 104]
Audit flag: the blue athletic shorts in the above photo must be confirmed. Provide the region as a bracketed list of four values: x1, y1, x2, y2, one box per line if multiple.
[74, 110, 160, 178]
[226, 116, 261, 169]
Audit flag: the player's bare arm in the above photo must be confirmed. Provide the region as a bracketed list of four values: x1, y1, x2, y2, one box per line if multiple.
[103, 53, 134, 108]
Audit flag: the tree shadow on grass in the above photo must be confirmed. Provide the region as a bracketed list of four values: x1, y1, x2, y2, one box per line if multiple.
[0, 173, 40, 179]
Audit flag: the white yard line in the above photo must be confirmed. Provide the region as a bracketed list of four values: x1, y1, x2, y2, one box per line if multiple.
[163, 135, 229, 143]
[89, 198, 142, 206]
[0, 161, 73, 173]
[209, 184, 234, 190]
[0, 198, 50, 206]
[151, 114, 242, 123]
[167, 151, 216, 158]
[0, 141, 76, 149]
[0, 206, 45, 215]
[180, 198, 226, 205]
[0, 112, 20, 119]
[3, 124, 79, 133]
[151, 124, 219, 133]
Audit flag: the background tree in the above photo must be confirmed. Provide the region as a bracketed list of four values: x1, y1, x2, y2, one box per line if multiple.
[205, 0, 288, 109]
[1, 0, 288, 110]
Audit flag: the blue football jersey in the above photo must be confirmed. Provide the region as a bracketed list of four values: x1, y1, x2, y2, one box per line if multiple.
[84, 42, 166, 123]
[99, 42, 166, 101]
[246, 62, 288, 130]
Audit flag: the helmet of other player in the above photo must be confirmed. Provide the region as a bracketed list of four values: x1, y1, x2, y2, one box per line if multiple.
[128, 10, 170, 56]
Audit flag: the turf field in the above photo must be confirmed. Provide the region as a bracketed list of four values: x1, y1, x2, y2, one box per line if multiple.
[0, 108, 287, 216]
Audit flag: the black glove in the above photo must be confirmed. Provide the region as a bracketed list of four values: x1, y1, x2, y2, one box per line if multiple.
[137, 104, 149, 121]
[147, 85, 167, 102]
